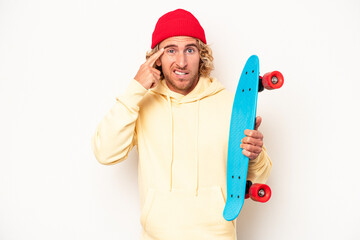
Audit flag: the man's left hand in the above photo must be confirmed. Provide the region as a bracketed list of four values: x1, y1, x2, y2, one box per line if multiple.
[240, 116, 264, 160]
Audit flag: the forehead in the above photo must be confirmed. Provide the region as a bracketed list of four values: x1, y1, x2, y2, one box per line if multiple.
[159, 36, 197, 48]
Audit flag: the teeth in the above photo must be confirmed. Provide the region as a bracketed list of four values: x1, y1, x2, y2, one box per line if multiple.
[175, 71, 186, 75]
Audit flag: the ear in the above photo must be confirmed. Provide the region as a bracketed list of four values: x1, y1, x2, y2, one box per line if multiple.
[156, 58, 161, 67]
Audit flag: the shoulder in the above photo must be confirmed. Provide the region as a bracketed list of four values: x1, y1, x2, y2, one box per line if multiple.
[212, 85, 235, 104]
[219, 88, 235, 99]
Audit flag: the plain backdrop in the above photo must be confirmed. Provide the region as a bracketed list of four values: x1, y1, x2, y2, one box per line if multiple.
[1, 0, 360, 239]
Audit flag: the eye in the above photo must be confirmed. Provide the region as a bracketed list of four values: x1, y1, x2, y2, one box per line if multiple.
[186, 48, 195, 54]
[167, 49, 175, 54]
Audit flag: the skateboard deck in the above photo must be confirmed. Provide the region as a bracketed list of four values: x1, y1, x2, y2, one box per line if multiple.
[223, 55, 260, 221]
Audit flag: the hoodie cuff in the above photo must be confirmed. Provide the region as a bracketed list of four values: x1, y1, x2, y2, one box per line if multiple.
[249, 146, 267, 166]
[247, 145, 272, 183]
[115, 79, 148, 111]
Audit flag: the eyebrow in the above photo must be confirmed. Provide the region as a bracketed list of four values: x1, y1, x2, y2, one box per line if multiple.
[163, 43, 199, 49]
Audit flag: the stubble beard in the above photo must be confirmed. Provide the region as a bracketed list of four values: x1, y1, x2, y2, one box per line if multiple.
[163, 71, 199, 94]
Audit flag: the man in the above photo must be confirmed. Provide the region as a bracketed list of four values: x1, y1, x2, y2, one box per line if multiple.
[91, 9, 272, 240]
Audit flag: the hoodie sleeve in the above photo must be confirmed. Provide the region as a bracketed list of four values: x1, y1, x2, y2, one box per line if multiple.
[91, 79, 148, 165]
[247, 145, 272, 184]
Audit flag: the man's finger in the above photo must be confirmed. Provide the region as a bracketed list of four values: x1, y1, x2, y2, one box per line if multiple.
[150, 75, 161, 89]
[151, 68, 161, 76]
[242, 149, 258, 160]
[146, 48, 164, 66]
[254, 116, 262, 130]
[241, 136, 263, 147]
[240, 143, 262, 154]
[244, 129, 263, 139]
[152, 72, 160, 81]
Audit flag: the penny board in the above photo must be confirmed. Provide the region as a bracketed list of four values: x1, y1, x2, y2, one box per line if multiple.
[223, 55, 259, 221]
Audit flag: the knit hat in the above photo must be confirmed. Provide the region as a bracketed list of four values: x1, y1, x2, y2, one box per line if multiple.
[151, 9, 207, 49]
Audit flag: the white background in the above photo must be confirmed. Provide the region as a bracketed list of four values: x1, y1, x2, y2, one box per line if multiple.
[1, 0, 359, 239]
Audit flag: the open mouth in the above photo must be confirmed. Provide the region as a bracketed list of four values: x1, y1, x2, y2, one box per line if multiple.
[174, 70, 189, 76]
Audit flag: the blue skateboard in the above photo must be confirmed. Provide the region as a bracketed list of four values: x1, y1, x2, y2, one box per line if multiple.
[223, 55, 284, 221]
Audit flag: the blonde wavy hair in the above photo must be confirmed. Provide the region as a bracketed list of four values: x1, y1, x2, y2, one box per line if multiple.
[146, 39, 214, 79]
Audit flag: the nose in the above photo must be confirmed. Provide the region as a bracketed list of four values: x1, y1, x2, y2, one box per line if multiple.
[175, 52, 187, 68]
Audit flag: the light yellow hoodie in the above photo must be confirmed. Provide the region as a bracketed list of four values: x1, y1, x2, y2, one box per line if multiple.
[91, 76, 272, 240]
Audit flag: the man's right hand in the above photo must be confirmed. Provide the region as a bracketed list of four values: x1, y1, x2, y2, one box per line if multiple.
[134, 48, 164, 90]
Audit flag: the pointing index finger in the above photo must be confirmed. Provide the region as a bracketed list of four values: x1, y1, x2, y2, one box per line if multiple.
[147, 48, 164, 66]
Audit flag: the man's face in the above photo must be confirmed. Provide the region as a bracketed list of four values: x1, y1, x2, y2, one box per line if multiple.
[156, 36, 201, 95]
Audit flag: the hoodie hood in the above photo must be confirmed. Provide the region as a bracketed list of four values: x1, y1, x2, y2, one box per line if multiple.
[150, 76, 225, 103]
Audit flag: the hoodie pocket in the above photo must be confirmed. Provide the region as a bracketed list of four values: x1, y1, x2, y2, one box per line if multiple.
[140, 186, 235, 239]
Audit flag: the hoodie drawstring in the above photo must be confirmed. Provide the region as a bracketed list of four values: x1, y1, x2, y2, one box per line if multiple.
[152, 77, 224, 196]
[195, 100, 200, 196]
[166, 95, 201, 197]
[167, 95, 174, 192]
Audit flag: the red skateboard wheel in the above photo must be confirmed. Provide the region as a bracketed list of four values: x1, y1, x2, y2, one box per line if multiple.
[262, 71, 284, 90]
[249, 184, 271, 202]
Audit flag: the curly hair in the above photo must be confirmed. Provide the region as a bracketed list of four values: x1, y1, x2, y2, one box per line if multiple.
[145, 39, 214, 80]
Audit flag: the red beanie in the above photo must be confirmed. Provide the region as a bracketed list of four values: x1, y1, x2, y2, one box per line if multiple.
[151, 9, 207, 49]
